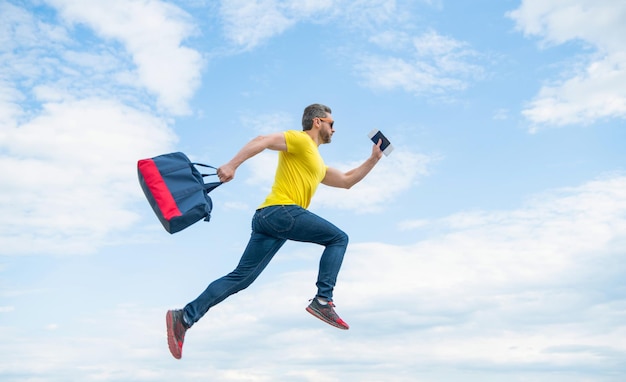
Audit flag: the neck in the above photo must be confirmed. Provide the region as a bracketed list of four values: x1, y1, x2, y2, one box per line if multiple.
[305, 129, 321, 146]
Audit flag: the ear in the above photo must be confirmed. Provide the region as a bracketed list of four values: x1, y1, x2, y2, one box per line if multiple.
[312, 117, 321, 130]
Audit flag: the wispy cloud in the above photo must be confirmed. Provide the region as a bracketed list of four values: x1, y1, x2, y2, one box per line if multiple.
[314, 149, 434, 212]
[0, 98, 176, 255]
[46, 0, 203, 115]
[219, 0, 295, 51]
[508, 0, 626, 129]
[1, 1, 623, 380]
[4, 174, 623, 380]
[0, 2, 206, 255]
[216, 0, 423, 52]
[336, 174, 626, 376]
[216, 1, 483, 98]
[218, 0, 334, 51]
[356, 30, 485, 96]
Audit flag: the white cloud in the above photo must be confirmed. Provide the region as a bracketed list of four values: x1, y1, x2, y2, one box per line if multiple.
[0, 2, 70, 51]
[46, 0, 203, 115]
[349, 174, 626, 296]
[219, 0, 296, 50]
[171, 174, 626, 376]
[217, 0, 408, 51]
[340, 0, 405, 29]
[0, 98, 177, 255]
[0, 3, 196, 255]
[332, 174, 626, 375]
[0, 2, 67, 124]
[521, 52, 626, 129]
[0, 79, 22, 129]
[356, 30, 484, 96]
[313, 149, 433, 212]
[508, 0, 626, 51]
[2, 175, 625, 380]
[492, 107, 510, 120]
[508, 0, 626, 128]
[216, 1, 482, 97]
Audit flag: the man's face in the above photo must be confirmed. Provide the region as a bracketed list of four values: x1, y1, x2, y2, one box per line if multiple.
[317, 115, 335, 144]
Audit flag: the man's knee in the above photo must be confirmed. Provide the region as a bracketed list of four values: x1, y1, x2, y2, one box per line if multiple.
[334, 230, 349, 246]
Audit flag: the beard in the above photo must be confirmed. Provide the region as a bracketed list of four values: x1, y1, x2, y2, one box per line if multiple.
[320, 128, 332, 144]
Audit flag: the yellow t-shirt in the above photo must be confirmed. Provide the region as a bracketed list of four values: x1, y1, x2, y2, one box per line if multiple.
[258, 130, 327, 209]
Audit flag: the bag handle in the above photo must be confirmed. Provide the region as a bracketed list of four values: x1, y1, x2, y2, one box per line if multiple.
[191, 162, 223, 192]
[204, 181, 221, 193]
[192, 162, 218, 177]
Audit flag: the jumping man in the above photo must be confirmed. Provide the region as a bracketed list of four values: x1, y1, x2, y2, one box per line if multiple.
[166, 103, 383, 359]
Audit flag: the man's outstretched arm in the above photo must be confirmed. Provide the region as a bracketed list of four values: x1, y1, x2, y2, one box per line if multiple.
[322, 140, 383, 189]
[217, 132, 286, 183]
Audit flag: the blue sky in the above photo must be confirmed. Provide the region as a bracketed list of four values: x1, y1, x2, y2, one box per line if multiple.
[1, 0, 625, 381]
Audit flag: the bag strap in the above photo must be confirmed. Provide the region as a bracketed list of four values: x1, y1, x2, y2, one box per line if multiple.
[191, 162, 222, 192]
[204, 181, 221, 193]
[192, 162, 218, 177]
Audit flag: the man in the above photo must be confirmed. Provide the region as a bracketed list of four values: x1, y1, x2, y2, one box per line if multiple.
[166, 103, 383, 359]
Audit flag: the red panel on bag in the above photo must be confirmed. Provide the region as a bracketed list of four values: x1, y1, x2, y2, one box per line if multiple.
[137, 159, 182, 220]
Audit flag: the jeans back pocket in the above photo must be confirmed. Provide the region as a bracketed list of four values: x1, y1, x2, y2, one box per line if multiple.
[255, 205, 295, 234]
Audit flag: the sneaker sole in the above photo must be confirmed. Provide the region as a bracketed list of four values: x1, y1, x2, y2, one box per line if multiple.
[166, 311, 182, 359]
[305, 306, 349, 330]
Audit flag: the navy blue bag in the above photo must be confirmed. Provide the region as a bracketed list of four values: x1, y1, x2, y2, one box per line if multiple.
[137, 152, 221, 234]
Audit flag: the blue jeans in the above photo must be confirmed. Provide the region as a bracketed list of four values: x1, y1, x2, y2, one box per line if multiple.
[183, 205, 349, 327]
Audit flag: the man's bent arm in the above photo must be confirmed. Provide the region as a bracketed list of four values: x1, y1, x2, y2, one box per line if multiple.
[217, 133, 286, 183]
[322, 140, 383, 189]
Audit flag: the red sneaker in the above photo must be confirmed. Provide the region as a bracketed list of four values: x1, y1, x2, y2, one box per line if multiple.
[166, 309, 188, 359]
[305, 298, 350, 330]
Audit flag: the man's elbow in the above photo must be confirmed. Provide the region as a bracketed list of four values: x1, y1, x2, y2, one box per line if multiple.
[322, 177, 352, 189]
[341, 179, 355, 189]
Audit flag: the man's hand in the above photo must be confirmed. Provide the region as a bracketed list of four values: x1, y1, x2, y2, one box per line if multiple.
[217, 163, 236, 183]
[372, 138, 384, 160]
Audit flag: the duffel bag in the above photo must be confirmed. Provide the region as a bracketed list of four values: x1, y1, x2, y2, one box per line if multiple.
[137, 152, 221, 234]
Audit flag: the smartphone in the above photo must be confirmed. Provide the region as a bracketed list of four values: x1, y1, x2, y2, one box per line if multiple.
[368, 129, 394, 156]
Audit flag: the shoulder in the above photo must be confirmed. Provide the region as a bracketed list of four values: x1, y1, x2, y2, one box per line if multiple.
[284, 130, 305, 140]
[284, 130, 311, 150]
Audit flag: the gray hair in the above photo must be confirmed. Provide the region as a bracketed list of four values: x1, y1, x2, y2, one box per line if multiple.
[302, 103, 332, 131]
